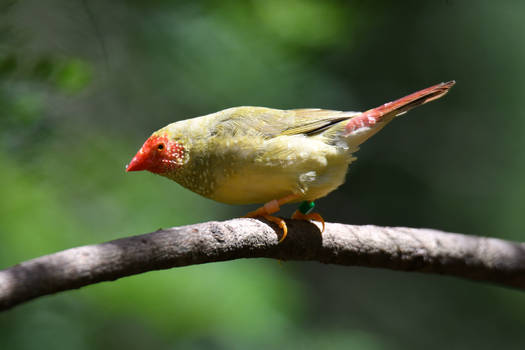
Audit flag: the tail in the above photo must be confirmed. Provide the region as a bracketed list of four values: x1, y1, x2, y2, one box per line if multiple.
[343, 81, 455, 143]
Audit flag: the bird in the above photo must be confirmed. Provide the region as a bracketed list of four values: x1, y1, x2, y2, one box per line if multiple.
[127, 81, 455, 242]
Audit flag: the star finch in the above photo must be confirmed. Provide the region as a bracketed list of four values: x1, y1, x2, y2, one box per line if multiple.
[127, 81, 455, 241]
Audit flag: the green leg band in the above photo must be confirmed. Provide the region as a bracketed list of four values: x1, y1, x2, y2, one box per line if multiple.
[298, 201, 315, 215]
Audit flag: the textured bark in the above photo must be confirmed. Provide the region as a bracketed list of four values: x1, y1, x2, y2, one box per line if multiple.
[1, 218, 524, 311]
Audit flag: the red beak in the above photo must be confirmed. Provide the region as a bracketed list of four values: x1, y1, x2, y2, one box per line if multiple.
[126, 149, 149, 172]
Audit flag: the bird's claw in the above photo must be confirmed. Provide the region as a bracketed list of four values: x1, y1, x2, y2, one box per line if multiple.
[263, 215, 288, 243]
[244, 212, 289, 243]
[291, 210, 325, 233]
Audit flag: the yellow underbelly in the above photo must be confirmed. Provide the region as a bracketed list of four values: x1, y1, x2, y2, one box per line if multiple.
[209, 152, 352, 205]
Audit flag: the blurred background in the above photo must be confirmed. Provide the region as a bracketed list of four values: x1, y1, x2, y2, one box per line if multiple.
[1, 0, 524, 349]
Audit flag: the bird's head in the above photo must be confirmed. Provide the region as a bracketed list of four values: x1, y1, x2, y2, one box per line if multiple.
[126, 134, 187, 175]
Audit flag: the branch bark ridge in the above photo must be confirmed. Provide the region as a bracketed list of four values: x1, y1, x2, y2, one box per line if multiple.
[1, 219, 524, 311]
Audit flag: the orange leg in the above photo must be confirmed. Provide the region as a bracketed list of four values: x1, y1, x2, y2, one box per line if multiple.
[291, 210, 325, 233]
[244, 194, 300, 243]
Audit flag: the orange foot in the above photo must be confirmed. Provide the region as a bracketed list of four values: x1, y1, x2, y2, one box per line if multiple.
[262, 215, 288, 243]
[291, 210, 325, 233]
[243, 194, 300, 243]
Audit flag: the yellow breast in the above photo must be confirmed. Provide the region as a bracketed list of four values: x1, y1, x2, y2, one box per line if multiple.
[208, 134, 353, 204]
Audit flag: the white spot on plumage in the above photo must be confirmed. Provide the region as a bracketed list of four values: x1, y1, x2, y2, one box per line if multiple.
[335, 139, 349, 151]
[300, 171, 317, 183]
[349, 126, 371, 136]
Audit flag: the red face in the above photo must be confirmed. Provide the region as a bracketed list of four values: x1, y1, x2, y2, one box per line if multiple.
[126, 135, 185, 174]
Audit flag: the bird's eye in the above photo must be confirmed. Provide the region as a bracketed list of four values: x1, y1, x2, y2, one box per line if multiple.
[157, 144, 164, 150]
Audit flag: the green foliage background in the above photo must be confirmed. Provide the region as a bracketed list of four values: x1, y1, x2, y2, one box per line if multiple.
[1, 0, 525, 348]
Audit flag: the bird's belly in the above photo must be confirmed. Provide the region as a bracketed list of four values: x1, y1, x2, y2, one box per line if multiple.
[208, 168, 300, 204]
[208, 156, 351, 205]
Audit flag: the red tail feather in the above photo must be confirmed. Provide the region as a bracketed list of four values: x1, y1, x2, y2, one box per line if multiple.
[345, 81, 455, 135]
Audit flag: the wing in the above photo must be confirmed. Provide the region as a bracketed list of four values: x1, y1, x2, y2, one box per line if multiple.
[209, 106, 358, 139]
[280, 108, 357, 136]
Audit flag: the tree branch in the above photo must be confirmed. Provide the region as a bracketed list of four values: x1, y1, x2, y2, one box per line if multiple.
[1, 219, 524, 311]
